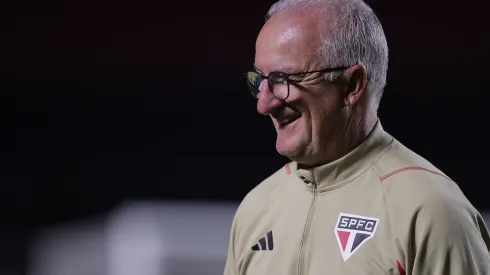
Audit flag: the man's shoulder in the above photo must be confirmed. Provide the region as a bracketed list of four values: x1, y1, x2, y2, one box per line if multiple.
[372, 138, 475, 216]
[370, 139, 487, 244]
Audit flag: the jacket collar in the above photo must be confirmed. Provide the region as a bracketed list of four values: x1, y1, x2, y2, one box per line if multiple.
[292, 120, 394, 191]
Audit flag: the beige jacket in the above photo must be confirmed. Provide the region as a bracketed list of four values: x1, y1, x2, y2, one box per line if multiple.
[223, 121, 490, 275]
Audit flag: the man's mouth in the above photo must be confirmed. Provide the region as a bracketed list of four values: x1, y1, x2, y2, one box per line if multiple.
[277, 115, 301, 127]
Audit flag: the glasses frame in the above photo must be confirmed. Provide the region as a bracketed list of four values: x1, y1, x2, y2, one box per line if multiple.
[246, 65, 351, 100]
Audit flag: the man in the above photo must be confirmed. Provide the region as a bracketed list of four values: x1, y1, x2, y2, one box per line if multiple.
[223, 0, 490, 274]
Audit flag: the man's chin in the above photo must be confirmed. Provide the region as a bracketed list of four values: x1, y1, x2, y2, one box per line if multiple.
[276, 138, 304, 159]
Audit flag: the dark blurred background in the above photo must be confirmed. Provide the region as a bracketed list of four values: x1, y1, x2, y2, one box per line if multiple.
[1, 0, 488, 273]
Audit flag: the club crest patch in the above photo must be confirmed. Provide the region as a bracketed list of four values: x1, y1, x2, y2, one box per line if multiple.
[334, 212, 379, 262]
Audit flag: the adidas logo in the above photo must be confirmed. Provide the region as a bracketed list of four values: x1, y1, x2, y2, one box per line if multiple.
[251, 230, 274, 251]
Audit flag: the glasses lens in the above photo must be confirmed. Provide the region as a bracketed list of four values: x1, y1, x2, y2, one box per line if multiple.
[246, 71, 262, 98]
[269, 72, 288, 100]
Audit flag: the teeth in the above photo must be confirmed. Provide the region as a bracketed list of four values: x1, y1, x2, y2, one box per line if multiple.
[279, 117, 297, 125]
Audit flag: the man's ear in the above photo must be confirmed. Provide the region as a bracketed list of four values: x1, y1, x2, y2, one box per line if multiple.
[342, 64, 367, 106]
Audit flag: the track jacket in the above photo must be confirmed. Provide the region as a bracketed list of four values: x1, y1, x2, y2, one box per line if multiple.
[223, 120, 490, 275]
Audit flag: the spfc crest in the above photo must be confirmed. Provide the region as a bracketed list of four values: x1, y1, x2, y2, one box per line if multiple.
[334, 213, 379, 262]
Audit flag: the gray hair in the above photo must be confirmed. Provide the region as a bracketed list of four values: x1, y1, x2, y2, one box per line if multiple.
[265, 0, 389, 108]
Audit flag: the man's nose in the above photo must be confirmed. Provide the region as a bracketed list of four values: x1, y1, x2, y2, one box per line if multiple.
[256, 81, 283, 115]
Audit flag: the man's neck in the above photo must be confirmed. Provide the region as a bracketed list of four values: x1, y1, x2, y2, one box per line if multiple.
[299, 114, 378, 169]
[345, 115, 377, 156]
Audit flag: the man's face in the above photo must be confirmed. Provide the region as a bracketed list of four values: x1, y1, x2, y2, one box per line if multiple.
[254, 13, 348, 165]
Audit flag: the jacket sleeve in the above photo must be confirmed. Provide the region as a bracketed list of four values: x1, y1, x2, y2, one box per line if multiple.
[409, 196, 490, 275]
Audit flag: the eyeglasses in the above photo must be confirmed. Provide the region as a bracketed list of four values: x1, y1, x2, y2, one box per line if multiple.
[245, 66, 351, 100]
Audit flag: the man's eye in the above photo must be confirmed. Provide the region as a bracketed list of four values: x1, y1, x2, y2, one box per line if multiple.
[270, 72, 288, 84]
[270, 76, 286, 84]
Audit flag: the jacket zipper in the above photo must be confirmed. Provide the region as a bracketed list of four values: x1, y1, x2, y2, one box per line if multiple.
[297, 183, 318, 275]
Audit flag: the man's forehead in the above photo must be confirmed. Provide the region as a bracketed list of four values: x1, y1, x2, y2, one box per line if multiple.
[254, 14, 325, 74]
[258, 15, 316, 46]
[278, 26, 303, 45]
[253, 63, 303, 74]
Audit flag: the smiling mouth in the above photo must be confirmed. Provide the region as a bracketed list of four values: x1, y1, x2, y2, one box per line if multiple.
[278, 115, 301, 127]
